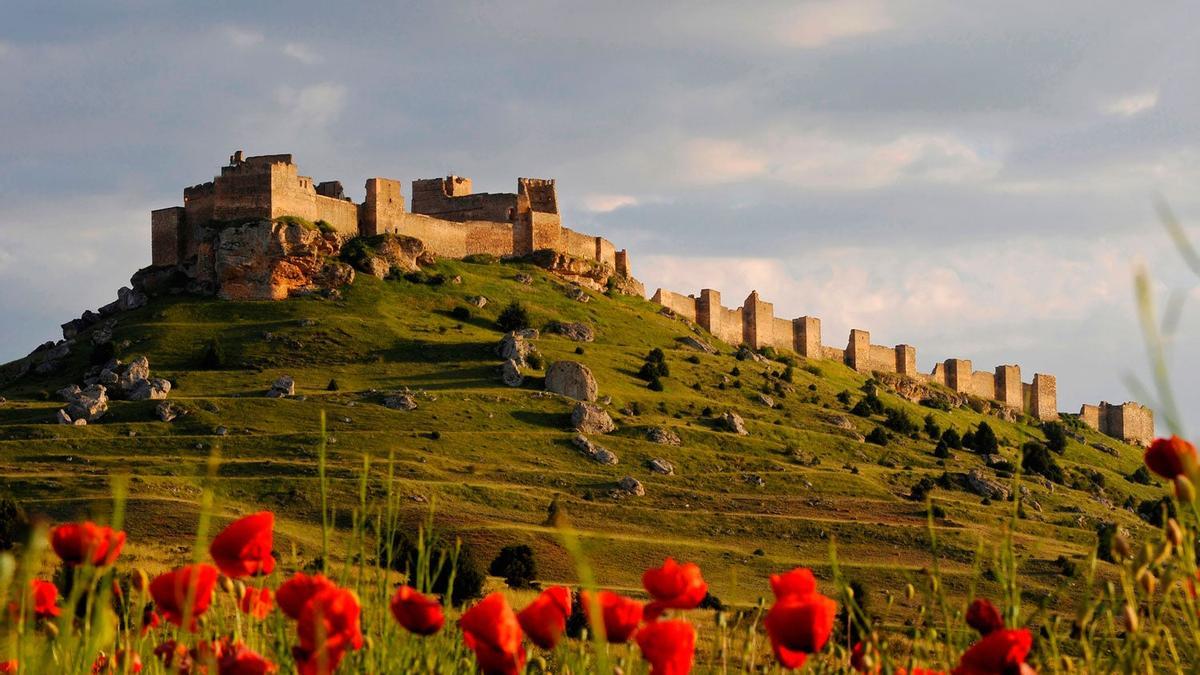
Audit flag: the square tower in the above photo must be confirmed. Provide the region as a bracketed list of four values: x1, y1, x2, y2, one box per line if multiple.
[944, 359, 973, 393]
[1030, 373, 1058, 421]
[793, 317, 821, 359]
[846, 329, 871, 372]
[895, 344, 917, 376]
[994, 364, 1022, 408]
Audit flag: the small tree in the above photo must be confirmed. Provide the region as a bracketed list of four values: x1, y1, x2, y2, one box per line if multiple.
[497, 301, 531, 333]
[488, 544, 538, 589]
[1043, 422, 1068, 454]
[326, 378, 340, 391]
[933, 439, 951, 459]
[942, 428, 963, 449]
[865, 427, 889, 446]
[0, 495, 29, 551]
[381, 532, 485, 606]
[967, 422, 999, 454]
[1022, 441, 1064, 484]
[201, 338, 224, 369]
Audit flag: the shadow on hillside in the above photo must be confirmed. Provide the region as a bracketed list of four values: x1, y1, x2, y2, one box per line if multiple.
[511, 410, 568, 429]
[432, 309, 501, 333]
[380, 339, 496, 364]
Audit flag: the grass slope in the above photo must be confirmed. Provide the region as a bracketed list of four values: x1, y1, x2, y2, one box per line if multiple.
[0, 258, 1159, 617]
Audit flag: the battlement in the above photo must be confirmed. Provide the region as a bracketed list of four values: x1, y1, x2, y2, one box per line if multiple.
[1080, 401, 1154, 446]
[650, 284, 1145, 425]
[150, 151, 634, 280]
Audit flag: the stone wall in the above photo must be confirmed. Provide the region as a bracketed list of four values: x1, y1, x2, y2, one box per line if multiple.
[1080, 401, 1154, 446]
[597, 238, 617, 269]
[651, 289, 698, 322]
[994, 365, 1022, 408]
[794, 317, 821, 358]
[969, 370, 997, 400]
[561, 227, 599, 261]
[1029, 374, 1058, 421]
[411, 176, 519, 223]
[696, 289, 744, 345]
[465, 221, 516, 257]
[312, 194, 359, 237]
[151, 207, 184, 267]
[361, 178, 406, 237]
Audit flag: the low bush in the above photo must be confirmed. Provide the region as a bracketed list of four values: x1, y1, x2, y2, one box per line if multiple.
[488, 544, 537, 588]
[497, 301, 532, 332]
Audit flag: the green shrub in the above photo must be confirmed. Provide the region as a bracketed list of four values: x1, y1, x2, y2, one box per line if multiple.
[933, 440, 951, 459]
[923, 414, 941, 439]
[836, 390, 852, 405]
[381, 532, 485, 606]
[462, 253, 499, 265]
[200, 338, 224, 370]
[964, 422, 998, 454]
[686, 355, 701, 364]
[884, 408, 919, 434]
[314, 219, 335, 235]
[497, 301, 532, 332]
[1126, 465, 1153, 485]
[326, 379, 339, 391]
[648, 376, 665, 392]
[865, 427, 889, 446]
[488, 544, 537, 588]
[919, 397, 951, 411]
[0, 495, 29, 551]
[451, 306, 472, 321]
[1022, 441, 1064, 484]
[942, 428, 963, 449]
[908, 477, 936, 501]
[1043, 422, 1068, 454]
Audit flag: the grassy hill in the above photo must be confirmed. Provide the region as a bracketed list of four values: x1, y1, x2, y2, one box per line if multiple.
[0, 256, 1159, 620]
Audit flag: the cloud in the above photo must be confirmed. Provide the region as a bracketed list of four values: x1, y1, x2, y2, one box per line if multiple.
[0, 40, 11, 60]
[220, 25, 265, 48]
[1103, 90, 1160, 117]
[270, 82, 347, 135]
[582, 194, 639, 213]
[282, 42, 322, 64]
[775, 0, 893, 48]
[679, 139, 768, 185]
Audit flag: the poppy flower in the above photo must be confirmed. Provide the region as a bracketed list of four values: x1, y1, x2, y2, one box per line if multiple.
[951, 628, 1033, 675]
[294, 587, 363, 675]
[516, 586, 571, 649]
[581, 590, 643, 643]
[209, 512, 276, 578]
[51, 522, 125, 567]
[0, 661, 15, 673]
[965, 599, 1004, 636]
[635, 619, 696, 675]
[276, 573, 337, 621]
[149, 564, 219, 631]
[459, 592, 526, 675]
[218, 643, 278, 675]
[1145, 436, 1198, 480]
[764, 592, 837, 668]
[239, 586, 273, 620]
[642, 558, 707, 619]
[851, 642, 878, 673]
[140, 604, 162, 636]
[91, 650, 142, 674]
[769, 567, 818, 600]
[29, 579, 60, 620]
[390, 585, 445, 636]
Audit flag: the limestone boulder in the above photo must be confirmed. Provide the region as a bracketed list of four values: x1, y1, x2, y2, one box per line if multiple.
[571, 402, 615, 434]
[572, 434, 618, 465]
[646, 427, 681, 446]
[212, 220, 340, 301]
[514, 273, 533, 285]
[468, 295, 489, 308]
[678, 336, 716, 354]
[647, 458, 675, 475]
[966, 469, 1010, 500]
[546, 321, 595, 342]
[545, 361, 598, 401]
[383, 394, 418, 411]
[497, 333, 537, 368]
[372, 234, 435, 272]
[62, 384, 109, 423]
[565, 285, 590, 303]
[365, 256, 390, 279]
[267, 376, 295, 398]
[617, 476, 645, 497]
[129, 378, 172, 401]
[718, 411, 748, 435]
[156, 401, 187, 422]
[500, 359, 524, 387]
[756, 394, 775, 408]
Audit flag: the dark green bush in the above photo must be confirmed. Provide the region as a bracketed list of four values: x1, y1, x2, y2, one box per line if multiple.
[381, 532, 485, 606]
[1022, 441, 1064, 484]
[942, 428, 963, 449]
[200, 338, 224, 369]
[451, 306, 472, 321]
[1043, 422, 1068, 454]
[497, 301, 532, 332]
[865, 427, 889, 446]
[0, 495, 29, 551]
[489, 544, 538, 588]
[883, 408, 919, 434]
[326, 379, 339, 391]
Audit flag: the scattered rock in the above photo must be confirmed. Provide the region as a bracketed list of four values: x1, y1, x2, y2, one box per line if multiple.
[744, 474, 766, 487]
[215, 426, 229, 436]
[544, 361, 598, 401]
[497, 332, 538, 368]
[756, 393, 775, 408]
[514, 273, 533, 285]
[616, 476, 645, 497]
[718, 411, 748, 435]
[61, 384, 109, 423]
[572, 434, 618, 465]
[128, 378, 171, 401]
[468, 295, 489, 308]
[647, 458, 675, 475]
[545, 321, 595, 342]
[822, 414, 856, 430]
[155, 401, 187, 422]
[500, 359, 524, 387]
[56, 409, 73, 425]
[677, 336, 716, 354]
[267, 376, 295, 398]
[571, 402, 615, 434]
[565, 285, 590, 303]
[450, 275, 463, 285]
[735, 346, 768, 363]
[383, 394, 418, 411]
[365, 256, 390, 279]
[72, 418, 87, 426]
[966, 469, 1010, 500]
[1090, 442, 1120, 457]
[646, 426, 681, 446]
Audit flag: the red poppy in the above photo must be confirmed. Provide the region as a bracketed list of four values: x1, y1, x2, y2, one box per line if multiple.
[965, 599, 1004, 636]
[635, 619, 696, 675]
[294, 587, 364, 675]
[951, 628, 1033, 675]
[51, 522, 125, 567]
[29, 579, 60, 619]
[851, 642, 878, 673]
[218, 643, 278, 675]
[1145, 436, 1198, 480]
[239, 586, 273, 620]
[769, 567, 818, 600]
[390, 585, 445, 636]
[459, 592, 526, 675]
[764, 592, 837, 668]
[0, 661, 16, 673]
[898, 670, 948, 675]
[276, 573, 337, 621]
[91, 650, 143, 674]
[516, 586, 571, 649]
[140, 604, 162, 636]
[209, 512, 276, 578]
[643, 558, 707, 619]
[149, 564, 219, 631]
[581, 590, 643, 643]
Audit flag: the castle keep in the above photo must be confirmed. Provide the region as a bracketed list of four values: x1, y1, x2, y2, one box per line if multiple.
[651, 286, 1154, 445]
[151, 151, 631, 276]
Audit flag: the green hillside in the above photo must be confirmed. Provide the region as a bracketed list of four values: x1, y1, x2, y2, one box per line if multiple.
[0, 257, 1157, 617]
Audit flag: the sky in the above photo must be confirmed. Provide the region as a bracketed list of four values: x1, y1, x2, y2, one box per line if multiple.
[2, 1, 1198, 431]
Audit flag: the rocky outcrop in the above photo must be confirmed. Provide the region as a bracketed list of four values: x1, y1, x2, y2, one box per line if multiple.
[58, 384, 109, 423]
[571, 402, 615, 434]
[383, 394, 418, 411]
[546, 321, 595, 342]
[875, 373, 967, 408]
[647, 458, 675, 475]
[500, 360, 524, 387]
[211, 221, 347, 301]
[156, 400, 187, 422]
[497, 333, 538, 368]
[966, 469, 1010, 500]
[572, 435, 618, 465]
[616, 476, 645, 497]
[718, 411, 748, 435]
[545, 361, 598, 401]
[267, 376, 295, 398]
[677, 336, 716, 354]
[646, 426, 682, 446]
[522, 249, 643, 296]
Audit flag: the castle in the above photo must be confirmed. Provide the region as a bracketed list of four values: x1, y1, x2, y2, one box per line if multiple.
[651, 287, 1154, 446]
[150, 151, 631, 276]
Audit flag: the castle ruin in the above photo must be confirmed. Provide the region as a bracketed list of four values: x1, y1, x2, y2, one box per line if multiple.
[651, 286, 1154, 444]
[151, 151, 632, 277]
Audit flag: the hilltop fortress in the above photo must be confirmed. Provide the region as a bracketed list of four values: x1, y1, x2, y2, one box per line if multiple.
[650, 287, 1154, 446]
[150, 151, 631, 277]
[143, 150, 1150, 447]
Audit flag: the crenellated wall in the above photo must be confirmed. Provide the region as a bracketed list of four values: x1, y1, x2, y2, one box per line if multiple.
[1080, 401, 1154, 446]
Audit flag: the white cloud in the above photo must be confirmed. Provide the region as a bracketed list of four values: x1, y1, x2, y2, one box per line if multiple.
[220, 26, 265, 48]
[274, 82, 347, 133]
[582, 194, 639, 213]
[776, 0, 893, 48]
[679, 139, 767, 185]
[282, 42, 322, 64]
[1103, 90, 1159, 117]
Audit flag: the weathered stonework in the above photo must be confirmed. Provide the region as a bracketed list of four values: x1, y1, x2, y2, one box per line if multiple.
[1080, 401, 1154, 446]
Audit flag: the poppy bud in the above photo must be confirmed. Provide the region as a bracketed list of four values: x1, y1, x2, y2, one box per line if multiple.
[234, 580, 246, 599]
[44, 622, 59, 638]
[1176, 475, 1197, 503]
[219, 575, 235, 595]
[1168, 519, 1185, 548]
[1113, 535, 1132, 560]
[905, 583, 915, 601]
[1123, 604, 1138, 632]
[1137, 568, 1157, 595]
[129, 569, 149, 593]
